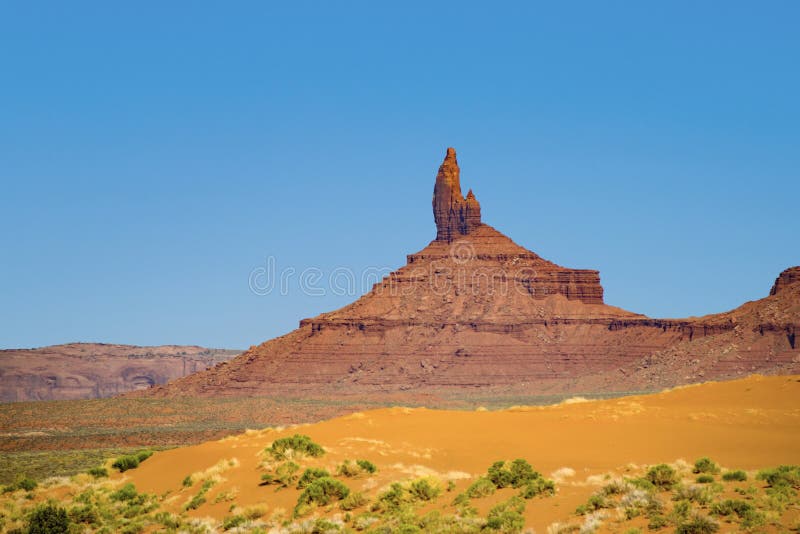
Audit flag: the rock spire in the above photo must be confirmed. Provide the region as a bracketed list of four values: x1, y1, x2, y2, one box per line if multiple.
[432, 147, 481, 242]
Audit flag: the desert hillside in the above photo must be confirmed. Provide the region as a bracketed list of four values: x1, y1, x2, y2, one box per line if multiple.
[0, 343, 241, 402]
[5, 374, 799, 532]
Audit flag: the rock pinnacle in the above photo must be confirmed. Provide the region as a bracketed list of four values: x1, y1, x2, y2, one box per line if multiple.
[432, 147, 481, 242]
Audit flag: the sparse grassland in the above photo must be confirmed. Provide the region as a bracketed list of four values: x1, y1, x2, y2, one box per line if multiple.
[0, 448, 168, 485]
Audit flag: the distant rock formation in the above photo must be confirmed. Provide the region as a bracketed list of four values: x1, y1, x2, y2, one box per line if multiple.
[137, 148, 800, 400]
[0, 343, 240, 402]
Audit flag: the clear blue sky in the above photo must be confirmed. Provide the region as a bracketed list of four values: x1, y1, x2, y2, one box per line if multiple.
[1, 2, 798, 349]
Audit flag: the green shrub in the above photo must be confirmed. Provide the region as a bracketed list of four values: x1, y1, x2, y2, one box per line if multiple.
[121, 523, 144, 534]
[68, 504, 98, 525]
[112, 455, 139, 472]
[646, 464, 677, 490]
[669, 500, 691, 525]
[182, 475, 193, 488]
[628, 477, 656, 492]
[578, 494, 611, 514]
[337, 459, 378, 478]
[465, 477, 496, 498]
[297, 467, 330, 489]
[520, 477, 555, 498]
[337, 460, 362, 477]
[508, 459, 538, 485]
[451, 492, 470, 506]
[135, 450, 153, 462]
[740, 511, 766, 530]
[692, 458, 720, 475]
[695, 475, 714, 484]
[485, 496, 526, 533]
[265, 434, 324, 460]
[184, 493, 206, 511]
[721, 470, 747, 482]
[673, 485, 713, 505]
[374, 482, 406, 512]
[2, 476, 38, 493]
[260, 461, 300, 488]
[356, 459, 377, 474]
[710, 499, 753, 518]
[446, 480, 456, 492]
[27, 503, 70, 534]
[408, 479, 440, 501]
[111, 450, 153, 472]
[110, 483, 138, 502]
[647, 514, 668, 530]
[675, 514, 719, 534]
[756, 465, 800, 489]
[12, 477, 38, 493]
[487, 459, 544, 489]
[340, 491, 368, 511]
[601, 480, 627, 495]
[87, 467, 108, 478]
[296, 477, 350, 509]
[310, 518, 342, 532]
[222, 514, 246, 530]
[154, 512, 181, 529]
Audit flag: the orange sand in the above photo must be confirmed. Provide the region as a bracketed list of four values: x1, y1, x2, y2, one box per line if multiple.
[124, 374, 800, 531]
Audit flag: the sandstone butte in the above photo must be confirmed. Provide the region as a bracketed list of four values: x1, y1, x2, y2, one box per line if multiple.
[139, 148, 800, 400]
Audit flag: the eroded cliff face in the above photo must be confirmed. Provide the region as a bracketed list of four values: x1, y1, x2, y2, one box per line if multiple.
[0, 344, 240, 402]
[138, 148, 800, 399]
[771, 267, 800, 296]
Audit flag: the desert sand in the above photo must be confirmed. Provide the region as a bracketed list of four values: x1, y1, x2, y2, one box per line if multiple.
[117, 374, 800, 532]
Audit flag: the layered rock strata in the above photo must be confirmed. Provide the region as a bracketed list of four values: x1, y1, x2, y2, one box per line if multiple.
[771, 267, 800, 296]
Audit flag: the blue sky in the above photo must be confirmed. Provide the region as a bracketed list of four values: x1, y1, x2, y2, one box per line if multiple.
[1, 2, 798, 349]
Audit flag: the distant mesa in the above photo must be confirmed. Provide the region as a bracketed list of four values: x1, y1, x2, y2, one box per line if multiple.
[136, 148, 799, 400]
[0, 343, 241, 402]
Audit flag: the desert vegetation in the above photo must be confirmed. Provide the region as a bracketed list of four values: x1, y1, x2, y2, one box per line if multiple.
[6, 454, 798, 533]
[560, 457, 800, 533]
[111, 450, 153, 473]
[2, 440, 800, 533]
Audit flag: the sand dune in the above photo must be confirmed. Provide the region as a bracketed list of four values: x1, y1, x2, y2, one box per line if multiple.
[116, 374, 800, 532]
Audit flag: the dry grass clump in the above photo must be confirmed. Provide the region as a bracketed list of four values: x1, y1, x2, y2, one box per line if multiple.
[336, 458, 377, 477]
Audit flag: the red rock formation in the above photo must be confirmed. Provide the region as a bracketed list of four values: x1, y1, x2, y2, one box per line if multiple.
[771, 266, 800, 296]
[432, 148, 482, 241]
[136, 149, 799, 400]
[0, 343, 240, 402]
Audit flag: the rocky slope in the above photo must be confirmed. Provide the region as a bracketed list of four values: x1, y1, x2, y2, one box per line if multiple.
[140, 148, 799, 399]
[0, 343, 240, 402]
